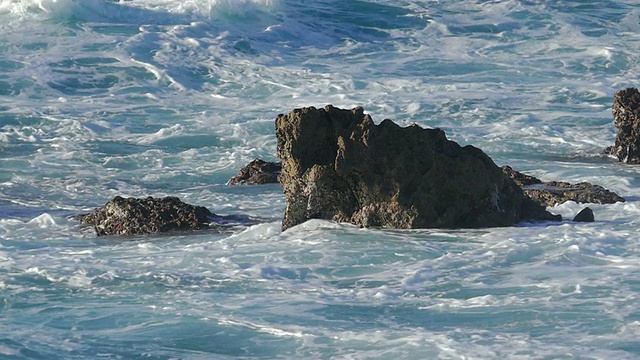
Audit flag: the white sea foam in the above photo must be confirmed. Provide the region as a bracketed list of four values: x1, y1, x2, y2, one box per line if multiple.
[0, 0, 277, 21]
[0, 0, 74, 17]
[26, 213, 56, 227]
[117, 0, 278, 15]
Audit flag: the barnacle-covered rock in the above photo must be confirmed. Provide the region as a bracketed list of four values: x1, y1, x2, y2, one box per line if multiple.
[76, 196, 213, 236]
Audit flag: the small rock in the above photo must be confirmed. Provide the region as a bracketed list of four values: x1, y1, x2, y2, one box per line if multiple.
[227, 159, 282, 185]
[76, 196, 214, 236]
[572, 207, 595, 222]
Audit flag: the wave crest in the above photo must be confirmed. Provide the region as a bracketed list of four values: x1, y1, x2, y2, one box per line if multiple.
[0, 0, 278, 22]
[0, 0, 75, 18]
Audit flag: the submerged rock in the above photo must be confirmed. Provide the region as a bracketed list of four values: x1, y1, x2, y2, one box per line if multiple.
[501, 166, 625, 207]
[605, 87, 640, 163]
[275, 105, 559, 231]
[227, 159, 281, 185]
[572, 207, 595, 222]
[77, 196, 213, 236]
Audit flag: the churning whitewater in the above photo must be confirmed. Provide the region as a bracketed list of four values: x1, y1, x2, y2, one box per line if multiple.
[1, 0, 640, 358]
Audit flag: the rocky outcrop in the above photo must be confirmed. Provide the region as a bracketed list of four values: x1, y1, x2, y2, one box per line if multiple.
[605, 87, 640, 163]
[501, 166, 625, 207]
[275, 105, 560, 231]
[227, 159, 281, 185]
[77, 196, 213, 236]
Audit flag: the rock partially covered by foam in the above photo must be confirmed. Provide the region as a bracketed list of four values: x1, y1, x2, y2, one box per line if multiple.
[572, 207, 595, 222]
[275, 105, 559, 231]
[77, 196, 213, 236]
[605, 87, 640, 163]
[227, 159, 281, 185]
[501, 166, 625, 206]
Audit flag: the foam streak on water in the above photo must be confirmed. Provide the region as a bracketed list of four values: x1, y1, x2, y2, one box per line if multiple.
[1, 0, 640, 358]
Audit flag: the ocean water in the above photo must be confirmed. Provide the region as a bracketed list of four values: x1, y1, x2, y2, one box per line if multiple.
[1, 0, 640, 358]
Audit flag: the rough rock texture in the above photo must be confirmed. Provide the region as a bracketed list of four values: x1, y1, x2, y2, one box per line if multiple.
[276, 105, 559, 231]
[501, 166, 625, 207]
[500, 166, 542, 187]
[227, 159, 281, 185]
[605, 87, 640, 163]
[572, 207, 595, 222]
[77, 196, 213, 236]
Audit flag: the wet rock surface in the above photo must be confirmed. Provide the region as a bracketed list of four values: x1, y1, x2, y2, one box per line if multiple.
[605, 87, 640, 163]
[276, 105, 559, 231]
[501, 166, 625, 207]
[227, 159, 282, 185]
[77, 196, 214, 236]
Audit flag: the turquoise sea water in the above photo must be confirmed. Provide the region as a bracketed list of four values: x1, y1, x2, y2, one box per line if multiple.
[1, 0, 640, 358]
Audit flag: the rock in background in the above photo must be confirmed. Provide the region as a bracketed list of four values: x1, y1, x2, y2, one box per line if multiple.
[605, 87, 640, 163]
[276, 105, 559, 231]
[501, 166, 624, 207]
[227, 159, 281, 185]
[77, 196, 213, 236]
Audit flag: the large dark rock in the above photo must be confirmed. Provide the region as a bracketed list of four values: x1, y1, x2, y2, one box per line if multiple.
[77, 196, 213, 236]
[227, 159, 281, 185]
[605, 87, 640, 163]
[275, 105, 559, 231]
[502, 166, 625, 207]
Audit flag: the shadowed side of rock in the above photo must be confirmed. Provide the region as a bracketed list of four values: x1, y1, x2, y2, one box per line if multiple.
[502, 166, 625, 207]
[227, 159, 282, 185]
[76, 196, 214, 236]
[605, 87, 640, 163]
[276, 105, 559, 231]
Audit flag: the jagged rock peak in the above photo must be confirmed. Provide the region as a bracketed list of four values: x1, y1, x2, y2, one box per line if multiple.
[276, 105, 559, 231]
